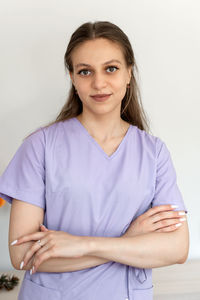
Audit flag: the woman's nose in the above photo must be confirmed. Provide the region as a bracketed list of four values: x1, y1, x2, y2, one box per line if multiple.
[91, 73, 107, 90]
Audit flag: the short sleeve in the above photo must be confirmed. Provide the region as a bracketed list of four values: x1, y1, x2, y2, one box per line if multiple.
[151, 137, 188, 213]
[0, 128, 46, 210]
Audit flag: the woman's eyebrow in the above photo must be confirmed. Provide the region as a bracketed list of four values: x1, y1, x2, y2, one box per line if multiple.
[75, 59, 122, 68]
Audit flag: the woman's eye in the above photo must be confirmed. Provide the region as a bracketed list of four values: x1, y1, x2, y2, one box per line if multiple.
[77, 66, 119, 76]
[78, 69, 91, 76]
[107, 66, 119, 73]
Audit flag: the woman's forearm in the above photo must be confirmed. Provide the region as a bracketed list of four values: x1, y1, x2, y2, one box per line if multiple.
[87, 222, 189, 268]
[14, 242, 110, 273]
[35, 255, 110, 273]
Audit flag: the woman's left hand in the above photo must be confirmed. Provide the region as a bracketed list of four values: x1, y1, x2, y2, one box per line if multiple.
[12, 225, 89, 274]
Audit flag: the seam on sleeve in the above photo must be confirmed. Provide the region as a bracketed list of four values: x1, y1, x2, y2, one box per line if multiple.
[39, 127, 46, 186]
[155, 136, 164, 161]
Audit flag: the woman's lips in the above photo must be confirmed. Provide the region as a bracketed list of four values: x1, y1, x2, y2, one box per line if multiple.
[91, 94, 111, 102]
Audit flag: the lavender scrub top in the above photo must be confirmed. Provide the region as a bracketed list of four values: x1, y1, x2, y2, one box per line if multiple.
[0, 117, 187, 300]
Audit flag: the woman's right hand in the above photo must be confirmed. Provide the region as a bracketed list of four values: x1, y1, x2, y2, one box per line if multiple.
[123, 205, 187, 237]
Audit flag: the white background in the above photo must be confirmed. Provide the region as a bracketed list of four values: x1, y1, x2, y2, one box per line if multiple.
[0, 0, 199, 270]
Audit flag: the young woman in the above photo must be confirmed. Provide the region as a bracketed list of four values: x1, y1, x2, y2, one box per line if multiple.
[0, 21, 189, 300]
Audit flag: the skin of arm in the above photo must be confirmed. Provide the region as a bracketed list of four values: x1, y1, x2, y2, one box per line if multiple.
[10, 200, 189, 272]
[10, 199, 110, 272]
[86, 217, 190, 268]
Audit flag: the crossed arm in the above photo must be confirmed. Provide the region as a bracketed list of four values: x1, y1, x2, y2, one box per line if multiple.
[9, 199, 189, 273]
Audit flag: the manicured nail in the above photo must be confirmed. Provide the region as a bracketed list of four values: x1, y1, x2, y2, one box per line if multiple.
[178, 212, 186, 216]
[179, 218, 186, 221]
[10, 240, 18, 246]
[175, 223, 182, 227]
[20, 261, 24, 270]
[30, 266, 35, 275]
[171, 205, 178, 208]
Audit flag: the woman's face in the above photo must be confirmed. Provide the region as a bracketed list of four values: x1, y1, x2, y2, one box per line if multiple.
[69, 38, 132, 116]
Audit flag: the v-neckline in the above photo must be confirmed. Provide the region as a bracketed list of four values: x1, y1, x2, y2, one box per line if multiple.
[73, 117, 132, 160]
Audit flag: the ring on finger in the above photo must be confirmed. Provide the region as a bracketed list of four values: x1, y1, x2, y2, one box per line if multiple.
[37, 239, 43, 247]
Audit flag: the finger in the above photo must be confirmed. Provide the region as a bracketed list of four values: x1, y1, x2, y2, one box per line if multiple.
[23, 238, 48, 267]
[40, 225, 55, 233]
[144, 205, 179, 218]
[153, 218, 186, 231]
[31, 244, 49, 273]
[32, 245, 53, 274]
[152, 210, 186, 223]
[155, 223, 183, 232]
[16, 232, 46, 245]
[40, 225, 49, 232]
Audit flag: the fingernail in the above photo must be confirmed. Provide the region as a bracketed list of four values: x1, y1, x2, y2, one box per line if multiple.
[40, 224, 45, 227]
[171, 205, 178, 208]
[175, 223, 182, 227]
[178, 212, 186, 216]
[179, 218, 186, 221]
[20, 261, 24, 270]
[10, 240, 18, 246]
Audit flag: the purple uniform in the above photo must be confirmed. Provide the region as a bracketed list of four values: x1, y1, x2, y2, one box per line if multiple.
[0, 117, 187, 300]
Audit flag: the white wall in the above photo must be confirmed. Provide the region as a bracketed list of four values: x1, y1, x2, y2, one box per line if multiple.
[0, 0, 199, 270]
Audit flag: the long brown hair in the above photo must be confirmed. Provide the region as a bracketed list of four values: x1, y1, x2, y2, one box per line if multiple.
[24, 21, 151, 140]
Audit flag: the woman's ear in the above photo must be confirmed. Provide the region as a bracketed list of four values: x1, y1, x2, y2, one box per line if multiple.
[128, 66, 132, 82]
[69, 71, 75, 85]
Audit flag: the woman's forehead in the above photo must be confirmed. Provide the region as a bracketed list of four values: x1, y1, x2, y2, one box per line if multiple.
[71, 39, 125, 67]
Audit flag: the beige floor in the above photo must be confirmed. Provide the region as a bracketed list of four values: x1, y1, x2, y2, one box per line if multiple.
[0, 259, 199, 299]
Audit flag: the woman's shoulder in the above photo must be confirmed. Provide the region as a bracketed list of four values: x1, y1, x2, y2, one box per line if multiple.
[40, 118, 74, 136]
[133, 124, 164, 154]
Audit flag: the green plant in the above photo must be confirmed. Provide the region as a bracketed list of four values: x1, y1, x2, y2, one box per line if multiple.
[0, 273, 19, 290]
